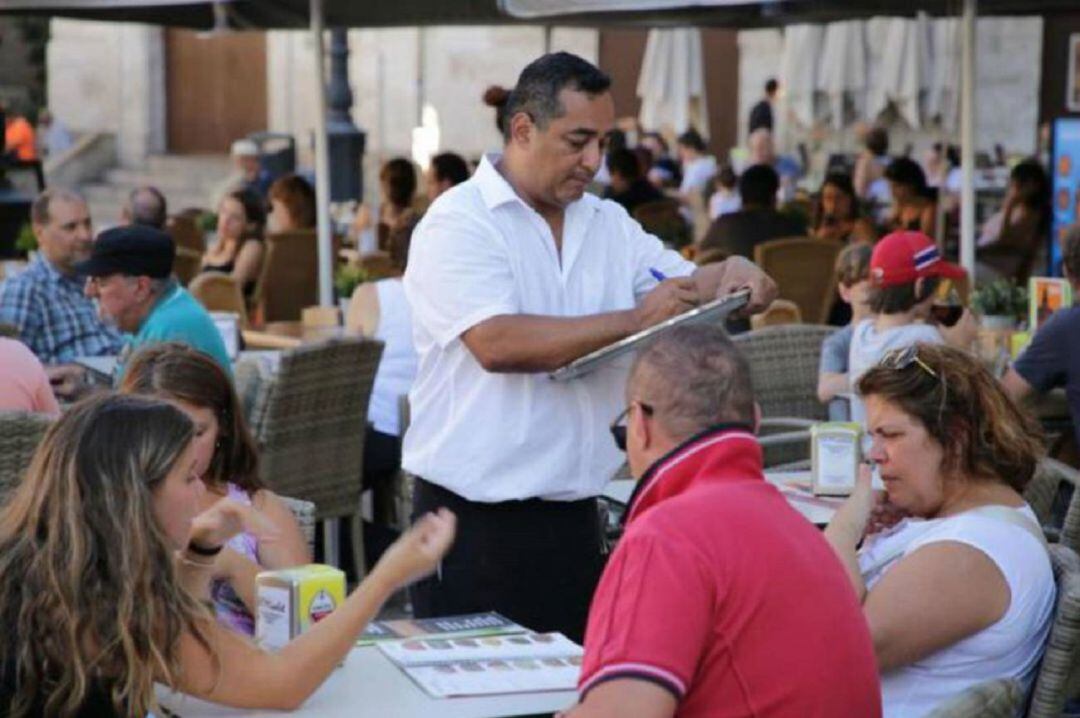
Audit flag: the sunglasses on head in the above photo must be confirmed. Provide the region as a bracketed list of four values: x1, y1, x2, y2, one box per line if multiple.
[610, 402, 654, 452]
[879, 345, 938, 380]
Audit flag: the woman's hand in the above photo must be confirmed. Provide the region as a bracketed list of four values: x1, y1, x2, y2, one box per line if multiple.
[370, 509, 456, 590]
[831, 464, 879, 544]
[188, 499, 281, 552]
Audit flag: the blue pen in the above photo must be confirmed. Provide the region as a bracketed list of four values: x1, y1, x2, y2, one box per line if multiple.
[649, 267, 667, 282]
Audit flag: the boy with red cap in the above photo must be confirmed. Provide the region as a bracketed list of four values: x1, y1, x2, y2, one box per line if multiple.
[848, 231, 975, 424]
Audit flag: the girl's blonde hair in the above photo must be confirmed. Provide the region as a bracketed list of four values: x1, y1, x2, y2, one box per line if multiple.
[0, 393, 214, 717]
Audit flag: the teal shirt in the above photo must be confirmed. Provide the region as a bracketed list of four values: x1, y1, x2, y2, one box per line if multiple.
[127, 283, 232, 373]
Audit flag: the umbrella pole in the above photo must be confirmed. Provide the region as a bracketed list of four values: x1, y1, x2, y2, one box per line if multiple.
[959, 0, 977, 276]
[311, 0, 333, 308]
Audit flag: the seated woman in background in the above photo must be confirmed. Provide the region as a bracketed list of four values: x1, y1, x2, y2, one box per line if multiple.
[883, 158, 937, 237]
[825, 344, 1055, 717]
[119, 343, 309, 635]
[351, 157, 417, 254]
[201, 188, 267, 299]
[267, 174, 316, 234]
[345, 213, 420, 531]
[0, 393, 454, 715]
[0, 337, 60, 415]
[978, 159, 1050, 280]
[810, 173, 877, 244]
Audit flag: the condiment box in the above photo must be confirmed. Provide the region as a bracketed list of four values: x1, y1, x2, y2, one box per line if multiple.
[256, 564, 346, 651]
[811, 422, 862, 496]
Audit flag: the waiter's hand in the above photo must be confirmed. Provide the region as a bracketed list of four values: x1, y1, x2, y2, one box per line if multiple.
[634, 277, 700, 330]
[714, 256, 778, 315]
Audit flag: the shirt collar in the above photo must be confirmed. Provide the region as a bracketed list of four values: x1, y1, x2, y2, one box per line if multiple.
[33, 254, 82, 288]
[624, 424, 762, 526]
[475, 153, 524, 211]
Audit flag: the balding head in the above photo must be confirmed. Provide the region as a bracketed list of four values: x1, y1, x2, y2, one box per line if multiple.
[123, 186, 168, 230]
[629, 324, 755, 443]
[748, 128, 775, 165]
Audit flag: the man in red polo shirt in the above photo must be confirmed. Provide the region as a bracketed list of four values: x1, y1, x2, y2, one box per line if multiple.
[564, 325, 881, 718]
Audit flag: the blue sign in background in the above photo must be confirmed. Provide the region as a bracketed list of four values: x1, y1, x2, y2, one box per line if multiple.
[1051, 118, 1080, 275]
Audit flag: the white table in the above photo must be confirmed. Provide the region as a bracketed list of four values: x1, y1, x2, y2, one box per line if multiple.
[157, 645, 577, 717]
[602, 470, 842, 526]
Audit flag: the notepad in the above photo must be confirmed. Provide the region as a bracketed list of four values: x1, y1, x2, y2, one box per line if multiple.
[550, 289, 750, 381]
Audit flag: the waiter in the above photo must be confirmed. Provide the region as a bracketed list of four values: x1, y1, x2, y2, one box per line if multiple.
[403, 52, 776, 642]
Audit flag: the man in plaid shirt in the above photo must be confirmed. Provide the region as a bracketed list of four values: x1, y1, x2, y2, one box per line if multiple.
[0, 189, 122, 370]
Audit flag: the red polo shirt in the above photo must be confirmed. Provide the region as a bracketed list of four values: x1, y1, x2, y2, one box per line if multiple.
[580, 427, 881, 717]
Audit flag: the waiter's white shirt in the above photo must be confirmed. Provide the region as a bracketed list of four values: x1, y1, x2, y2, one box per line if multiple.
[403, 154, 695, 502]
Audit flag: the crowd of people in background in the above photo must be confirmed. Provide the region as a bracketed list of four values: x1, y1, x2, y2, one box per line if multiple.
[0, 53, 1077, 718]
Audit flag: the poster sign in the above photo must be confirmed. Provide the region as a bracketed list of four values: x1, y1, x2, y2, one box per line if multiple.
[1051, 118, 1080, 274]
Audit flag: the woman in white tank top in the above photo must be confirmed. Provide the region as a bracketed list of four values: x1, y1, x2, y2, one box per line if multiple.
[345, 213, 421, 541]
[824, 343, 1055, 718]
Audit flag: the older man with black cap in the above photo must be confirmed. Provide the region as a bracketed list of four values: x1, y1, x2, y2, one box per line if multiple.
[79, 225, 231, 373]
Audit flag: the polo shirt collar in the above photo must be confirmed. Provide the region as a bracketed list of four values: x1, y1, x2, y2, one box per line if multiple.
[624, 424, 762, 525]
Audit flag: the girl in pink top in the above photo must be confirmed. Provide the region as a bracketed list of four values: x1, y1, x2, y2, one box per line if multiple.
[120, 342, 310, 635]
[0, 338, 60, 415]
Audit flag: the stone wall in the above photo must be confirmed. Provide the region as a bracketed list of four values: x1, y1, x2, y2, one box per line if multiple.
[737, 17, 1044, 162]
[46, 19, 165, 168]
[266, 25, 598, 182]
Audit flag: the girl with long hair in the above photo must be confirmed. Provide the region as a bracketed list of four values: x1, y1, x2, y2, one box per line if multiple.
[119, 342, 309, 636]
[0, 393, 454, 716]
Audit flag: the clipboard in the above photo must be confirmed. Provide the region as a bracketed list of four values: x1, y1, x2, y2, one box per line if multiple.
[549, 289, 750, 382]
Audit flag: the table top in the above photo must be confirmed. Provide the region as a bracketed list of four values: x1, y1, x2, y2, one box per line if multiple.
[157, 645, 577, 718]
[242, 323, 356, 350]
[602, 470, 841, 526]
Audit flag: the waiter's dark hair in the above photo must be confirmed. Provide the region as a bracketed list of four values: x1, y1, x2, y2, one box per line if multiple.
[502, 52, 611, 142]
[630, 325, 755, 441]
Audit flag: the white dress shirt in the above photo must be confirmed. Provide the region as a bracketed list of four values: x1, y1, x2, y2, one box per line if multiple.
[403, 154, 695, 502]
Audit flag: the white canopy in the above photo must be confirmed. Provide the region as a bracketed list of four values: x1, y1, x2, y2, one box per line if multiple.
[636, 28, 709, 135]
[778, 24, 821, 128]
[816, 20, 866, 130]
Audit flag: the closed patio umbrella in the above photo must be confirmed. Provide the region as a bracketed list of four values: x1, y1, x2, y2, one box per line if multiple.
[636, 28, 709, 135]
[778, 24, 821, 128]
[816, 19, 866, 130]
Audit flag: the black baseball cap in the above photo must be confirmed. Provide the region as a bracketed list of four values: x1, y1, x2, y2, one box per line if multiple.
[75, 225, 176, 279]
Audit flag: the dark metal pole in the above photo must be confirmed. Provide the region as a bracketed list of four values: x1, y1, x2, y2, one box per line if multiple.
[326, 27, 365, 203]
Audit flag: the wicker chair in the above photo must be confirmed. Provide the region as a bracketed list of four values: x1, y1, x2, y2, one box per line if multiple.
[166, 214, 205, 254]
[753, 237, 844, 324]
[750, 299, 802, 330]
[925, 678, 1023, 718]
[189, 272, 249, 327]
[246, 338, 383, 579]
[254, 229, 319, 323]
[0, 412, 52, 502]
[173, 247, 203, 287]
[732, 324, 835, 467]
[1023, 458, 1080, 555]
[278, 494, 317, 557]
[633, 198, 692, 250]
[1026, 544, 1080, 718]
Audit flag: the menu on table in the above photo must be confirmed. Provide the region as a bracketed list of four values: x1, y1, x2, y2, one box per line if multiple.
[378, 631, 583, 698]
[358, 611, 524, 646]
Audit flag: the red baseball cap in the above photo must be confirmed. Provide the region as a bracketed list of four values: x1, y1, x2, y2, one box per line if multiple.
[869, 231, 966, 287]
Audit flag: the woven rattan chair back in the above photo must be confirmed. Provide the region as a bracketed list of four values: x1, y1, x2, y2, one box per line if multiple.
[248, 338, 383, 521]
[189, 272, 249, 327]
[278, 494, 317, 557]
[925, 678, 1023, 718]
[1023, 458, 1080, 555]
[1026, 544, 1080, 717]
[0, 412, 53, 504]
[753, 237, 843, 324]
[732, 324, 835, 422]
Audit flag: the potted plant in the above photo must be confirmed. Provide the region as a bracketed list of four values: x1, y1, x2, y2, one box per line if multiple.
[970, 279, 1027, 330]
[333, 264, 369, 314]
[15, 222, 37, 259]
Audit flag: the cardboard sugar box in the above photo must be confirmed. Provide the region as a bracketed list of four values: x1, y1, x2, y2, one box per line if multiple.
[811, 422, 862, 497]
[256, 564, 346, 651]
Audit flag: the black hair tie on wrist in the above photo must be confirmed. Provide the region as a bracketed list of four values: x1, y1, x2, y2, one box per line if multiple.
[187, 541, 224, 557]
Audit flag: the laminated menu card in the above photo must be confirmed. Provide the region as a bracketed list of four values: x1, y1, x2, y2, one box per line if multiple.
[357, 611, 524, 646]
[378, 631, 583, 698]
[811, 423, 862, 496]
